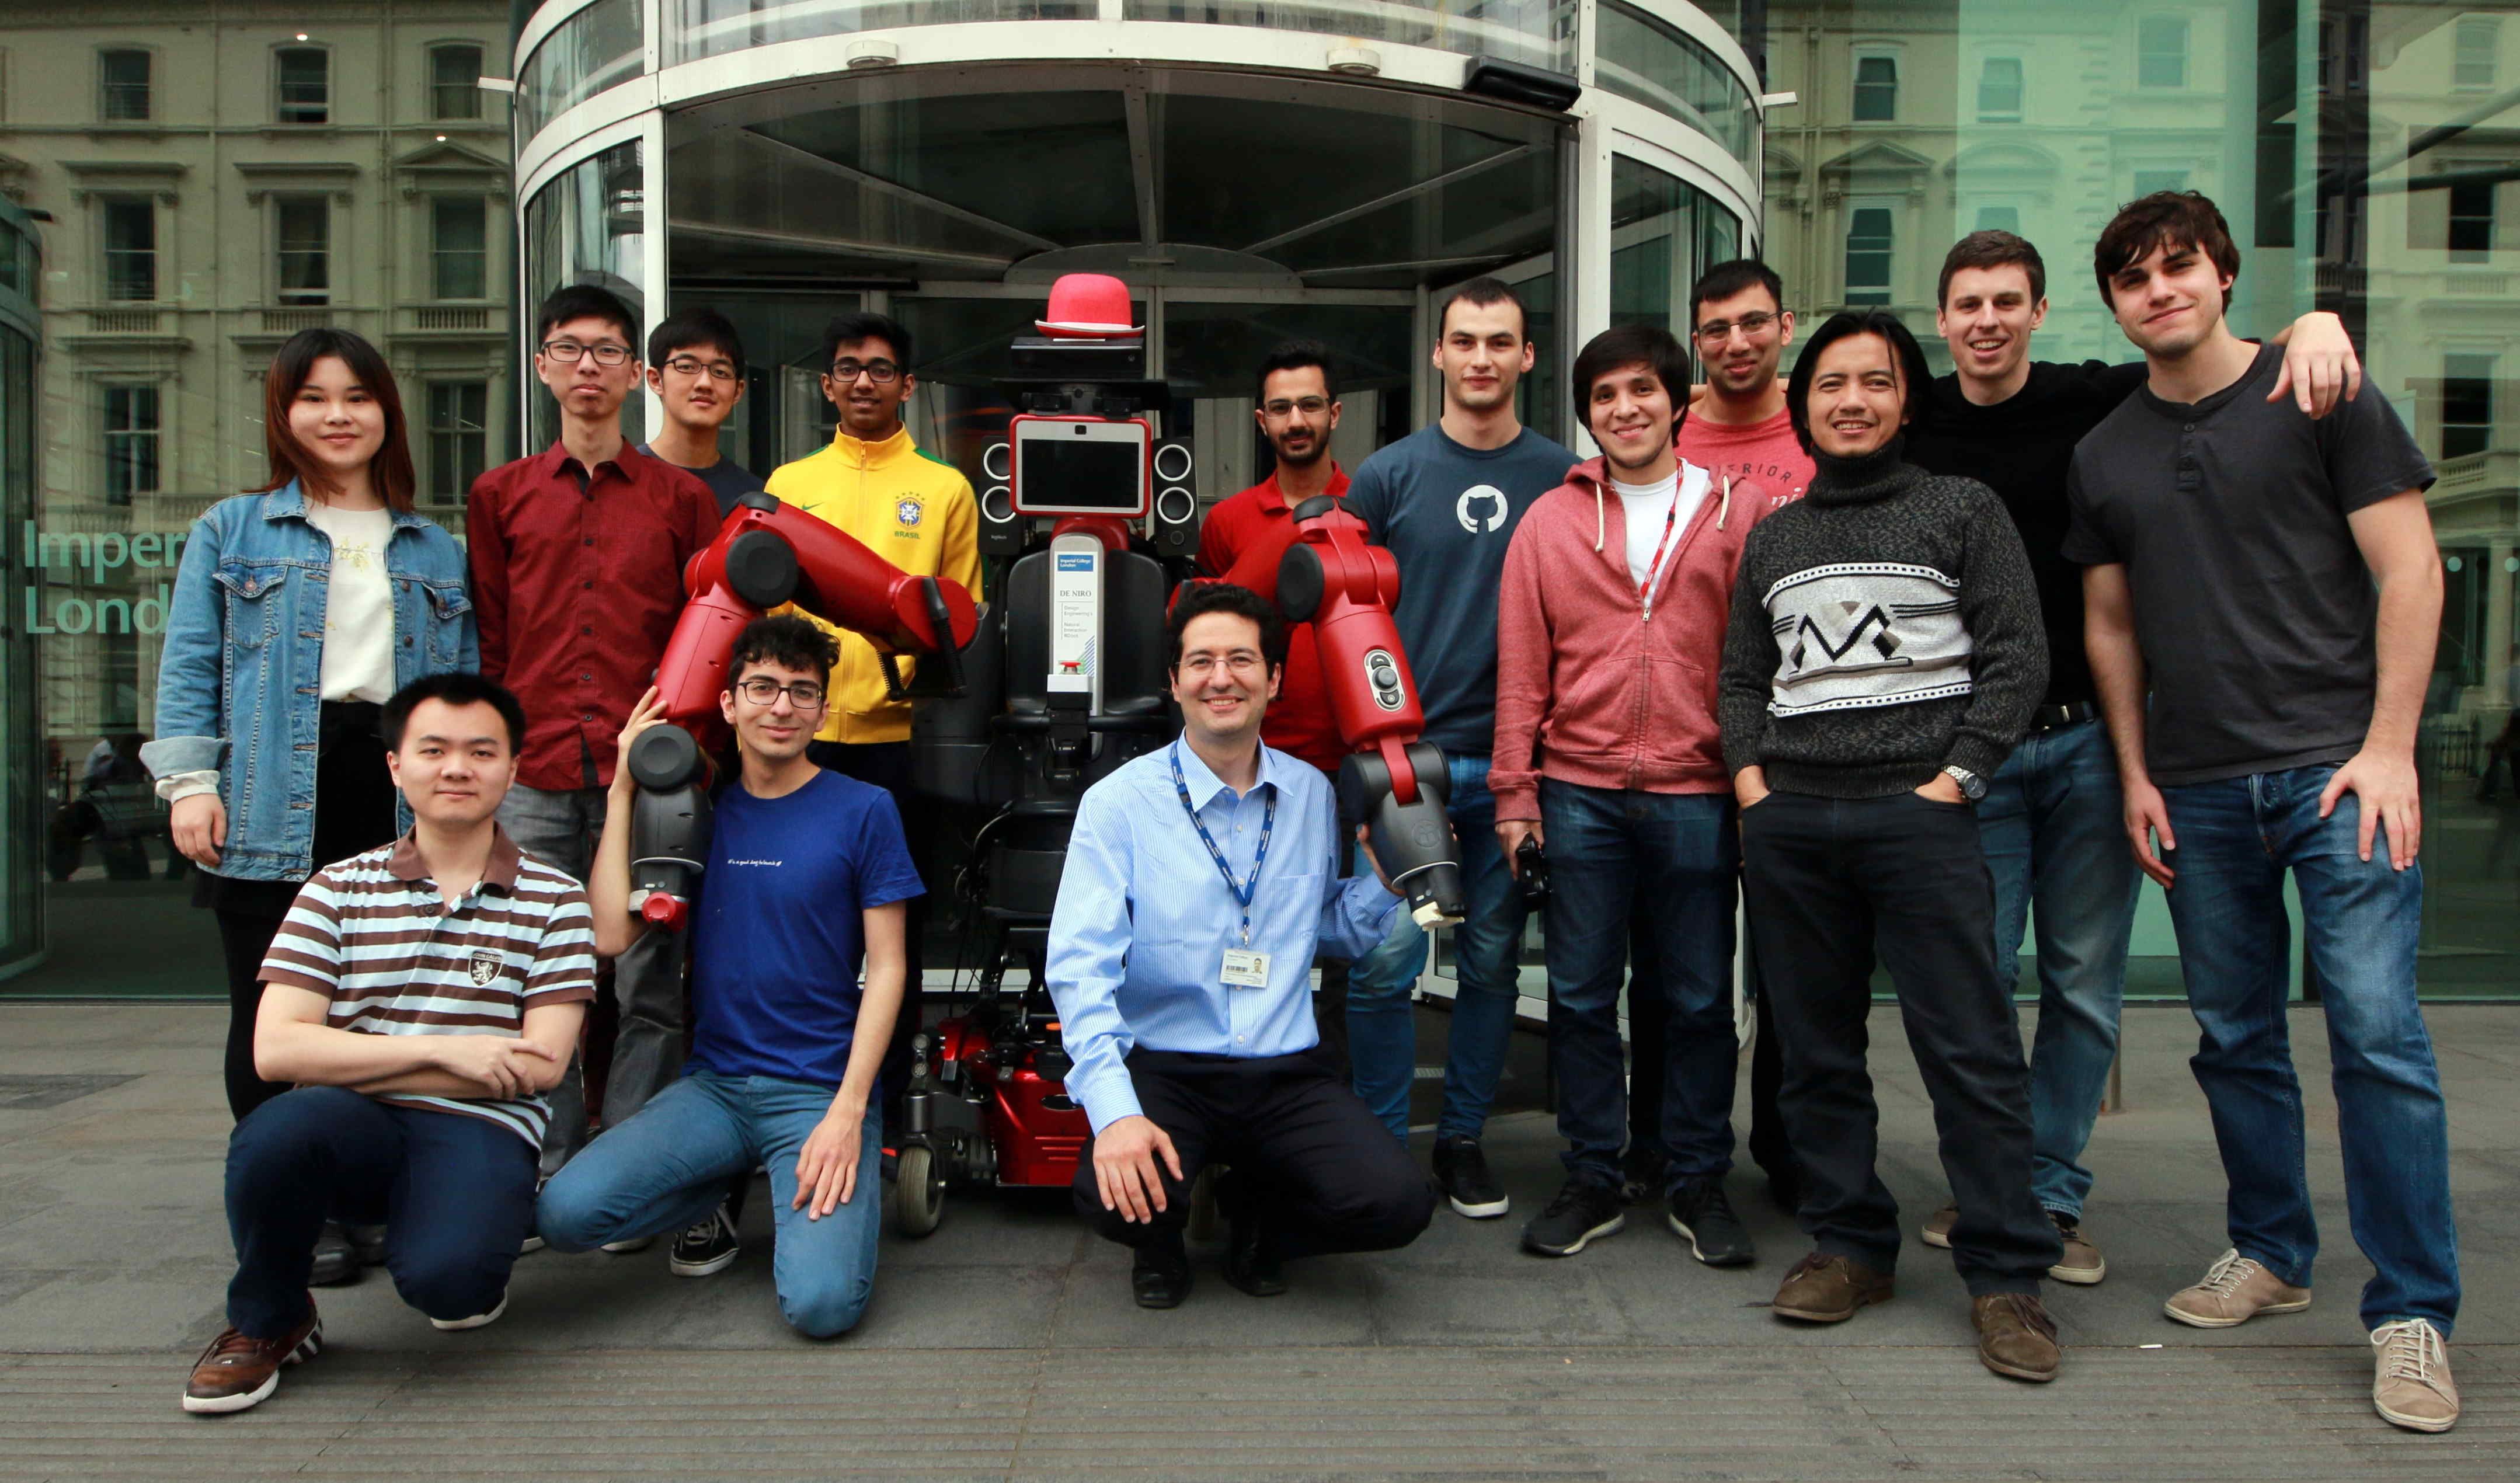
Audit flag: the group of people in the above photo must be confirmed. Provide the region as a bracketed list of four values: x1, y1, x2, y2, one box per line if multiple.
[157, 189, 2462, 1436]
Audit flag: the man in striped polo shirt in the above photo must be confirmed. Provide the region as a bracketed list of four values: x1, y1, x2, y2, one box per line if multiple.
[183, 673, 596, 1416]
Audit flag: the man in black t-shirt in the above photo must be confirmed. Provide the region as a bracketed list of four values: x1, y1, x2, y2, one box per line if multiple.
[1903, 230, 2360, 1288]
[2067, 192, 2458, 1436]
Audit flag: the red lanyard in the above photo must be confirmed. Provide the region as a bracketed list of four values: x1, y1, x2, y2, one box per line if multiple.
[1635, 481, 1686, 612]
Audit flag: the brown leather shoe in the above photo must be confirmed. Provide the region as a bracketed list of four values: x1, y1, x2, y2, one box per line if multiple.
[181, 1302, 321, 1415]
[1771, 1251, 1894, 1323]
[1972, 1293, 2060, 1383]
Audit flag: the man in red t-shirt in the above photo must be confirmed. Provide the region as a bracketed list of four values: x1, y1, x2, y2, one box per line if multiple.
[1194, 342, 1351, 777]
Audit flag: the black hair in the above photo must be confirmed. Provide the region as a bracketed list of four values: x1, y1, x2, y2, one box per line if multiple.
[728, 614, 841, 691]
[535, 284, 639, 353]
[1688, 259, 1787, 325]
[1168, 583, 1288, 677]
[817, 311, 914, 375]
[382, 671, 529, 754]
[1571, 325, 1692, 441]
[1437, 277, 1530, 342]
[1255, 340, 1339, 405]
[1783, 310, 1936, 458]
[648, 306, 747, 380]
[2094, 190, 2241, 308]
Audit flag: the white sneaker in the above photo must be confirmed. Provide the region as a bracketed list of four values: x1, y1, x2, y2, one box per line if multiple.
[2371, 1318, 2460, 1432]
[429, 1293, 507, 1332]
[599, 1234, 655, 1254]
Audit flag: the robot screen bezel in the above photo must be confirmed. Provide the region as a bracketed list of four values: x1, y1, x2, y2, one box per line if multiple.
[1009, 415, 1153, 517]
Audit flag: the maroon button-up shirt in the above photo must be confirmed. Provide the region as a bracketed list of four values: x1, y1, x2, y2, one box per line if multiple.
[466, 442, 722, 792]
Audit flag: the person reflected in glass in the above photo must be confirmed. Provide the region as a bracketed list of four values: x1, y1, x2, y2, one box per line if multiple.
[145, 328, 476, 1285]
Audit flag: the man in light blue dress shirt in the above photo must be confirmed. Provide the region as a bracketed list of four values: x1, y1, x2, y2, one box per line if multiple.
[1047, 584, 1437, 1308]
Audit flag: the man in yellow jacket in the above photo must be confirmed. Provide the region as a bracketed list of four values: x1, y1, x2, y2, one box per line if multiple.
[765, 310, 982, 1129]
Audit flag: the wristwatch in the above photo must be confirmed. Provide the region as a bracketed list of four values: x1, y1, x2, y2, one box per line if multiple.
[1941, 764, 1986, 801]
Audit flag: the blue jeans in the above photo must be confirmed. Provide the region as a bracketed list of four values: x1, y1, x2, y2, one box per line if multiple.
[1540, 781, 1738, 1188]
[537, 1070, 885, 1338]
[1978, 719, 2142, 1218]
[1346, 753, 1529, 1144]
[2159, 764, 2458, 1332]
[225, 1087, 535, 1338]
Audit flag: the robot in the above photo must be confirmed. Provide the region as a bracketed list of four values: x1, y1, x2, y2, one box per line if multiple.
[628, 274, 1461, 1236]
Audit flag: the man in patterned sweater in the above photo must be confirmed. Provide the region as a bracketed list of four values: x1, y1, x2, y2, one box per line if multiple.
[1717, 309, 2059, 1384]
[182, 673, 597, 1415]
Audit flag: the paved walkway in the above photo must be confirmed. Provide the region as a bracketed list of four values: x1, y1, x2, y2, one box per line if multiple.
[1, 1002, 2512, 1479]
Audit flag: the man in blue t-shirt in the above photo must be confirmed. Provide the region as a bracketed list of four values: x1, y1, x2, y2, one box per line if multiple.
[1337, 277, 1578, 1218]
[538, 615, 924, 1338]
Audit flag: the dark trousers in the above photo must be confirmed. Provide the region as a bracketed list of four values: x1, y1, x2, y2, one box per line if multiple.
[1627, 907, 1795, 1187]
[225, 1087, 537, 1338]
[808, 740, 926, 1115]
[208, 703, 398, 1123]
[1739, 791, 2058, 1296]
[1540, 781, 1738, 1189]
[1073, 1047, 1435, 1260]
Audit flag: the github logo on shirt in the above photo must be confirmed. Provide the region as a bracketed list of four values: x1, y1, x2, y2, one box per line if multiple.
[1456, 485, 1507, 535]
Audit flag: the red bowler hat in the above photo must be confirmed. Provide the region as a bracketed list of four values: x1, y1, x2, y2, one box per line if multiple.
[1034, 273, 1144, 338]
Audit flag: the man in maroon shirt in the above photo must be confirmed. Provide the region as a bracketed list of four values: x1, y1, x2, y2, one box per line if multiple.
[467, 284, 721, 1186]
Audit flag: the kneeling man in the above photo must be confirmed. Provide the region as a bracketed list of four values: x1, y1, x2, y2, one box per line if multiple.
[537, 615, 922, 1338]
[1050, 583, 1436, 1307]
[185, 674, 595, 1414]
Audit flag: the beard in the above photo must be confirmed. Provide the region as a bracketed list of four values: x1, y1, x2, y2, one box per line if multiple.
[1271, 431, 1329, 468]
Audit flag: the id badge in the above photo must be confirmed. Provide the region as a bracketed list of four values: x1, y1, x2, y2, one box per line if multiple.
[1221, 947, 1271, 988]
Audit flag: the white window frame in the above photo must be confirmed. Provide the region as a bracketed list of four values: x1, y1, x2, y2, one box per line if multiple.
[1844, 198, 1896, 306]
[272, 194, 333, 305]
[102, 382, 161, 504]
[2136, 15, 2190, 90]
[1851, 48, 1901, 123]
[430, 195, 490, 301]
[1975, 55, 2023, 123]
[273, 43, 332, 125]
[429, 41, 486, 121]
[98, 46, 152, 123]
[2453, 16, 2498, 92]
[99, 194, 156, 303]
[425, 381, 490, 502]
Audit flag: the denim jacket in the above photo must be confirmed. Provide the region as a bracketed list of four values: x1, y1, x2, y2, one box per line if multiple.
[141, 483, 477, 881]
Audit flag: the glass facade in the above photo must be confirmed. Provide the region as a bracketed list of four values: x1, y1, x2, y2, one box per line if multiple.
[1749, 0, 2519, 999]
[519, 0, 645, 138]
[0, 203, 36, 980]
[523, 137, 648, 449]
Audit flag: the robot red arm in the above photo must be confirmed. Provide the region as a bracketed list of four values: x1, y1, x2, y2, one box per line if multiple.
[1206, 496, 1464, 925]
[629, 492, 981, 931]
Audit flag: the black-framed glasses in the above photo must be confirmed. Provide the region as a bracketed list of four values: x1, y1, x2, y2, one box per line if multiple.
[663, 355, 738, 382]
[734, 677, 827, 708]
[541, 340, 634, 366]
[1261, 396, 1332, 418]
[826, 358, 901, 384]
[1693, 311, 1781, 344]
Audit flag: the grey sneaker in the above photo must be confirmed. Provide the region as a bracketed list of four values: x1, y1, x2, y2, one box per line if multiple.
[1920, 1203, 1958, 1250]
[2371, 1318, 2459, 1432]
[2047, 1211, 2105, 1286]
[2164, 1248, 2310, 1328]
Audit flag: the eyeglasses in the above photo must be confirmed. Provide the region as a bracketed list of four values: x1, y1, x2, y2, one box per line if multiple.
[541, 340, 634, 366]
[734, 677, 827, 708]
[663, 356, 739, 382]
[826, 359, 902, 384]
[1261, 396, 1332, 418]
[1177, 653, 1265, 680]
[1694, 312, 1781, 345]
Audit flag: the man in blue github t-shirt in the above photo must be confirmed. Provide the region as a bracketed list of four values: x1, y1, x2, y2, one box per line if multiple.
[1334, 277, 1578, 1219]
[537, 615, 923, 1338]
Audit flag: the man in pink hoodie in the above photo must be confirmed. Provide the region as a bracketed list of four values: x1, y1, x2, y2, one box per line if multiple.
[1494, 325, 1789, 1264]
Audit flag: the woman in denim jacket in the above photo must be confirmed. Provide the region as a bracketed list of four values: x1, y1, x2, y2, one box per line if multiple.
[142, 329, 475, 1154]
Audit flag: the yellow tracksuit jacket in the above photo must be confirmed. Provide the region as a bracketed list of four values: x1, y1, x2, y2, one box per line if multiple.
[764, 424, 983, 745]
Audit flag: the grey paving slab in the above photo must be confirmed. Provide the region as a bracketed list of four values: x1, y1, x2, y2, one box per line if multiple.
[0, 1003, 2512, 1479]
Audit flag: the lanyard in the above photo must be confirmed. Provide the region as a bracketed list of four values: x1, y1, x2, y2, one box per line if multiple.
[1171, 743, 1275, 947]
[1635, 481, 1687, 615]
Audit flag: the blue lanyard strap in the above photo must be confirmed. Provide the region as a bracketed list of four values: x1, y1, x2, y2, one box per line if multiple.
[1171, 743, 1275, 946]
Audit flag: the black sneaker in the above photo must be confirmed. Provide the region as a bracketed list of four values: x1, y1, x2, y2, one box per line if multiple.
[1667, 1175, 1756, 1266]
[669, 1202, 740, 1278]
[1432, 1136, 1510, 1219]
[1620, 1143, 1669, 1205]
[1521, 1177, 1626, 1257]
[309, 1222, 360, 1287]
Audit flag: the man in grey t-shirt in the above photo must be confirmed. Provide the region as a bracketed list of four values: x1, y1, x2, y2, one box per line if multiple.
[1335, 279, 1576, 1220]
[2066, 192, 2459, 1434]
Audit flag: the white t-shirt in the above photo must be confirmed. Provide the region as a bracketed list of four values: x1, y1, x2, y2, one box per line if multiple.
[303, 500, 396, 704]
[1610, 463, 1711, 594]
